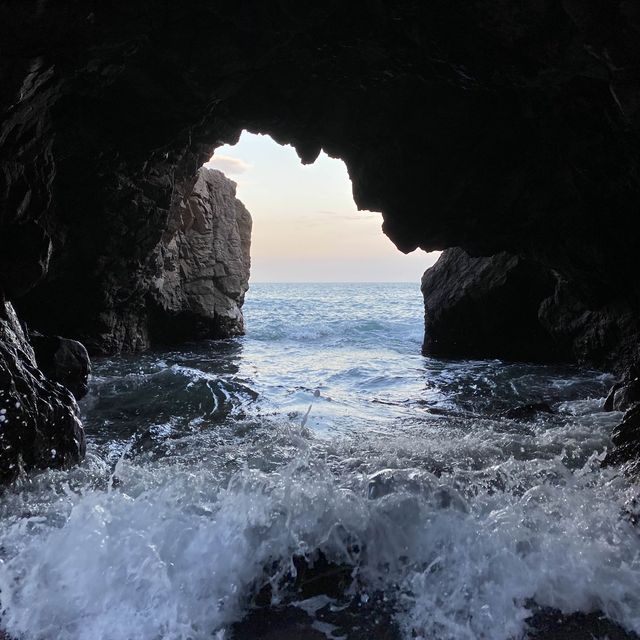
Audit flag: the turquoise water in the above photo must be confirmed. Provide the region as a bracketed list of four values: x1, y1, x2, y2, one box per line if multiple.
[1, 283, 639, 640]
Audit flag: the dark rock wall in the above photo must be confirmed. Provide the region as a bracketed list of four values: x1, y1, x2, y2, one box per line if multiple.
[0, 301, 85, 484]
[421, 248, 570, 363]
[17, 166, 252, 354]
[1, 0, 640, 365]
[422, 249, 640, 370]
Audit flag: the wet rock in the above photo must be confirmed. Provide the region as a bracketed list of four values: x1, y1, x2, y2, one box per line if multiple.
[238, 552, 400, 640]
[30, 332, 91, 400]
[497, 402, 554, 421]
[421, 249, 570, 362]
[313, 593, 400, 640]
[0, 301, 85, 484]
[527, 607, 639, 639]
[231, 606, 327, 640]
[604, 365, 640, 412]
[254, 551, 356, 606]
[291, 553, 355, 601]
[604, 404, 640, 472]
[602, 364, 640, 473]
[234, 593, 401, 640]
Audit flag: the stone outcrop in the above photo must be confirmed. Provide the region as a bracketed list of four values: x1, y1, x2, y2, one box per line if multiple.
[603, 368, 640, 474]
[16, 167, 251, 354]
[421, 248, 570, 363]
[604, 366, 640, 412]
[604, 404, 640, 474]
[30, 333, 91, 400]
[0, 301, 85, 484]
[147, 167, 251, 345]
[422, 249, 640, 370]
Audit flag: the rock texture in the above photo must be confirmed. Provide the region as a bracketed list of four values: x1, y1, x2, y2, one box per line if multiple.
[1, 1, 640, 365]
[147, 167, 251, 346]
[421, 248, 570, 362]
[422, 249, 640, 369]
[0, 301, 85, 484]
[603, 367, 640, 474]
[30, 333, 91, 400]
[17, 167, 251, 354]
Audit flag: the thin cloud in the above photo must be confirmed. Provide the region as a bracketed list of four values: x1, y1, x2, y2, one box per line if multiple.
[315, 210, 379, 221]
[204, 154, 252, 175]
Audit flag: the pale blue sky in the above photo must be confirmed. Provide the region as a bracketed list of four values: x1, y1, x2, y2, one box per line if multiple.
[205, 132, 439, 282]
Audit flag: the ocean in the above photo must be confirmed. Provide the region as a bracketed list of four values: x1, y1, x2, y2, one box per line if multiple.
[1, 282, 639, 640]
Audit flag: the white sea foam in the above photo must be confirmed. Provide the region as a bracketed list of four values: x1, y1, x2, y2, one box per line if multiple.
[1, 284, 636, 640]
[1, 419, 640, 640]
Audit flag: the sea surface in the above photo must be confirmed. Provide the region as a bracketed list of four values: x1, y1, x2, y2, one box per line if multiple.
[1, 283, 639, 640]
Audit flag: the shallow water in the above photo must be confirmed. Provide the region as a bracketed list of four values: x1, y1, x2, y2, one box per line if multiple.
[1, 283, 639, 640]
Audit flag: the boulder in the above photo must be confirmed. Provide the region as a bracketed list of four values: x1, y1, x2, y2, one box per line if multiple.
[0, 301, 85, 484]
[30, 333, 91, 400]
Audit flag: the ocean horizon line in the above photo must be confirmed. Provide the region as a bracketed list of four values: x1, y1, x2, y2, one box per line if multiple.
[248, 280, 419, 284]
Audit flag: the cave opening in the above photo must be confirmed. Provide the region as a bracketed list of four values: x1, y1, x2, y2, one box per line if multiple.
[205, 131, 439, 285]
[3, 3, 640, 636]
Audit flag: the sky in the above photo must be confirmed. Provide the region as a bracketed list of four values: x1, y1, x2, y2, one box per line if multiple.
[204, 132, 439, 282]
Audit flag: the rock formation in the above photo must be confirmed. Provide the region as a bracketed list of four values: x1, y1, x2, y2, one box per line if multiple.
[147, 167, 252, 346]
[0, 301, 85, 484]
[15, 166, 251, 354]
[603, 367, 640, 474]
[3, 2, 640, 360]
[2, 1, 640, 475]
[422, 249, 640, 370]
[30, 333, 91, 400]
[421, 249, 570, 363]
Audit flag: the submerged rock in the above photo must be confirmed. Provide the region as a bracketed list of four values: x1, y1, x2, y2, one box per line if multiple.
[527, 607, 639, 639]
[0, 301, 85, 484]
[233, 593, 400, 640]
[237, 551, 400, 640]
[497, 402, 554, 421]
[30, 332, 91, 400]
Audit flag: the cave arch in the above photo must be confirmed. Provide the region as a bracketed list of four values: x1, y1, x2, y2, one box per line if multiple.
[2, 0, 640, 365]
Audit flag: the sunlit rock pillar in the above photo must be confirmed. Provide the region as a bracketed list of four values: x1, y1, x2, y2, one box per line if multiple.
[147, 167, 252, 343]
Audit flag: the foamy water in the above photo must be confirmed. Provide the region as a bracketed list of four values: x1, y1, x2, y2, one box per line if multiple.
[1, 283, 639, 640]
